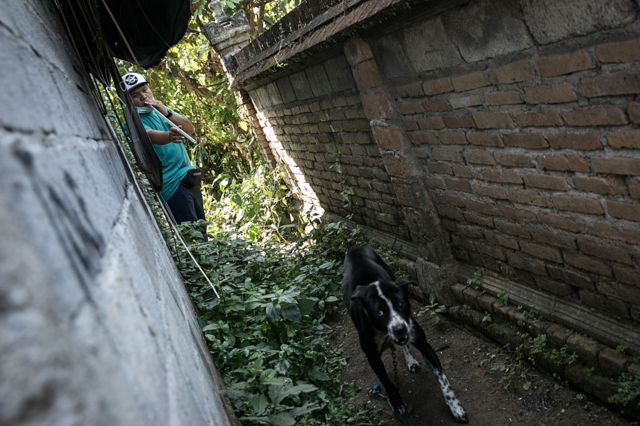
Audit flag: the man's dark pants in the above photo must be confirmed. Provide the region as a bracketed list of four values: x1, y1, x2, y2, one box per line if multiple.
[166, 184, 205, 224]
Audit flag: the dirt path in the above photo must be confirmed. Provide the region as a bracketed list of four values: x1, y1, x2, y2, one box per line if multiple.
[330, 309, 634, 426]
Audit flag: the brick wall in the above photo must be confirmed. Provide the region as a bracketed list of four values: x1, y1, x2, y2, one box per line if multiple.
[248, 57, 411, 237]
[217, 0, 640, 325]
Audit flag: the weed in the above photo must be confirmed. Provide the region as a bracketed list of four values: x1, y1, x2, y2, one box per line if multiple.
[609, 373, 640, 407]
[466, 272, 482, 289]
[416, 293, 447, 324]
[496, 290, 509, 306]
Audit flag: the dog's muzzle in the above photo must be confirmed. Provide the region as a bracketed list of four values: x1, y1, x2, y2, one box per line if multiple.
[390, 323, 410, 345]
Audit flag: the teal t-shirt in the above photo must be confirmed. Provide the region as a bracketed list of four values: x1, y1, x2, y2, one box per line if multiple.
[137, 107, 194, 200]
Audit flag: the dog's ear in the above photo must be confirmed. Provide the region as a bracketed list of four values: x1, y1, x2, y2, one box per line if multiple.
[396, 276, 416, 287]
[350, 285, 368, 302]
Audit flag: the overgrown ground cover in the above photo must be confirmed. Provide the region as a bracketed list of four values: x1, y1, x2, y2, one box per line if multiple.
[158, 169, 384, 425]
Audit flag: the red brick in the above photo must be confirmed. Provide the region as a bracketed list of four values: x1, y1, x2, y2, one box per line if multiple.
[523, 174, 568, 191]
[464, 149, 495, 165]
[395, 81, 424, 98]
[537, 50, 595, 77]
[547, 131, 601, 150]
[507, 188, 551, 207]
[607, 130, 640, 149]
[628, 102, 640, 124]
[595, 38, 640, 63]
[552, 195, 604, 215]
[438, 205, 464, 221]
[598, 348, 630, 376]
[503, 133, 548, 149]
[531, 228, 576, 249]
[580, 290, 631, 320]
[563, 251, 612, 276]
[450, 95, 482, 109]
[431, 146, 463, 162]
[427, 161, 453, 175]
[582, 71, 640, 97]
[496, 233, 519, 249]
[506, 251, 547, 275]
[525, 83, 577, 104]
[473, 112, 514, 129]
[572, 176, 627, 195]
[500, 206, 538, 222]
[451, 71, 490, 92]
[485, 90, 523, 105]
[422, 77, 453, 95]
[439, 131, 467, 145]
[566, 334, 604, 365]
[630, 179, 640, 199]
[408, 131, 438, 145]
[613, 265, 640, 286]
[598, 280, 640, 303]
[577, 238, 633, 264]
[494, 152, 534, 168]
[538, 154, 589, 172]
[535, 277, 575, 297]
[547, 325, 573, 345]
[514, 111, 564, 127]
[452, 164, 477, 178]
[592, 157, 640, 175]
[482, 169, 523, 184]
[521, 241, 563, 262]
[491, 59, 534, 84]
[607, 200, 640, 221]
[398, 99, 425, 114]
[442, 115, 475, 129]
[587, 220, 640, 245]
[563, 105, 627, 126]
[466, 132, 503, 147]
[417, 116, 445, 129]
[444, 177, 472, 192]
[421, 98, 450, 112]
[471, 182, 508, 199]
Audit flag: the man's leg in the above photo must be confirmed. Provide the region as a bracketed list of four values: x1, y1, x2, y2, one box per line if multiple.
[166, 186, 199, 223]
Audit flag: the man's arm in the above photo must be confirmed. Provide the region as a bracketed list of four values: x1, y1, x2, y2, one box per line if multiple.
[146, 127, 187, 145]
[146, 99, 196, 135]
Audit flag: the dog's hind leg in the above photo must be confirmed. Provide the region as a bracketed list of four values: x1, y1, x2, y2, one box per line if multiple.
[401, 345, 421, 373]
[412, 326, 468, 424]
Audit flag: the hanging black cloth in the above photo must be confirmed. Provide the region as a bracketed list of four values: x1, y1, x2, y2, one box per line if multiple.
[100, 0, 191, 68]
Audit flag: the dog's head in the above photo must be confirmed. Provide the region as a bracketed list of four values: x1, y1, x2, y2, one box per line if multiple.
[351, 277, 413, 345]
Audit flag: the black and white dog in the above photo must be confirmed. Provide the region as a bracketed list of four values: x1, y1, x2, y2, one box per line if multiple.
[341, 245, 468, 423]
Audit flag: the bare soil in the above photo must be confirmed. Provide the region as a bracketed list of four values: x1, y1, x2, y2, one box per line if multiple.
[329, 308, 636, 426]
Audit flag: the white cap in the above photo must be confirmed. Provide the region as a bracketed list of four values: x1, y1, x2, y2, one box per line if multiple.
[122, 72, 147, 92]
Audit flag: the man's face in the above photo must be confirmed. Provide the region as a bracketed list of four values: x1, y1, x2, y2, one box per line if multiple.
[130, 84, 153, 107]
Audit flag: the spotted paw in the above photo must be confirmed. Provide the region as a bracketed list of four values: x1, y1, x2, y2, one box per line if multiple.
[408, 361, 421, 373]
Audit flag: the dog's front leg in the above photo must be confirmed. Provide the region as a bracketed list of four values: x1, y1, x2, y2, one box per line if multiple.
[411, 325, 468, 424]
[359, 338, 407, 414]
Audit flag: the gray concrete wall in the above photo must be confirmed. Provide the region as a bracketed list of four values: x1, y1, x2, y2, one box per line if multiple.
[0, 1, 231, 425]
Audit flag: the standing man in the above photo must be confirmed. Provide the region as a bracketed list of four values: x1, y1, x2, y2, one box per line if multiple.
[122, 72, 205, 224]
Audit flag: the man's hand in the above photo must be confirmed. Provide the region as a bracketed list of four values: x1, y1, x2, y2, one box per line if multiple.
[144, 98, 169, 116]
[169, 127, 185, 142]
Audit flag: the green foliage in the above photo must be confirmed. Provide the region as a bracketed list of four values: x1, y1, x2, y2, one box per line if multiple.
[609, 373, 640, 407]
[174, 218, 375, 425]
[204, 166, 303, 244]
[465, 272, 482, 289]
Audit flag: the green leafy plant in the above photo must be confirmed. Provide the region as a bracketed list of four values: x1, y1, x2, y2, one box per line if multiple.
[609, 373, 640, 407]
